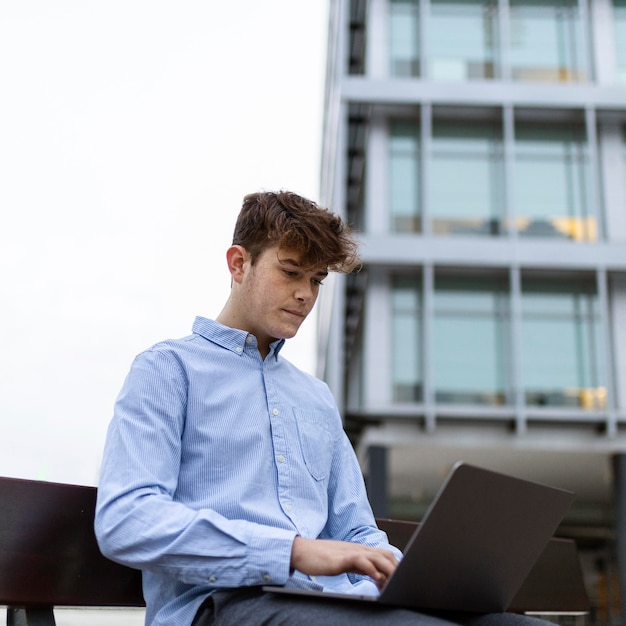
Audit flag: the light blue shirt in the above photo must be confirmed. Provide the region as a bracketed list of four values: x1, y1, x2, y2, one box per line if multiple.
[95, 317, 399, 626]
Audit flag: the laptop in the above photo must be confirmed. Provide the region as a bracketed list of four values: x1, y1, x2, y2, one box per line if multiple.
[263, 462, 576, 613]
[376, 519, 589, 615]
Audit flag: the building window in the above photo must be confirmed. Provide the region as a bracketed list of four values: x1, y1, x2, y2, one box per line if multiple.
[431, 120, 504, 235]
[509, 0, 585, 83]
[390, 120, 421, 232]
[428, 0, 499, 81]
[521, 277, 606, 409]
[392, 276, 422, 402]
[514, 123, 595, 241]
[433, 275, 509, 405]
[390, 0, 421, 77]
[615, 0, 626, 83]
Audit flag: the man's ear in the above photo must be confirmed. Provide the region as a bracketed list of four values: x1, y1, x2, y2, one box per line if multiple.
[225, 245, 249, 284]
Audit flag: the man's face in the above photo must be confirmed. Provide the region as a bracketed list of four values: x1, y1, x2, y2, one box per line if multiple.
[238, 245, 328, 348]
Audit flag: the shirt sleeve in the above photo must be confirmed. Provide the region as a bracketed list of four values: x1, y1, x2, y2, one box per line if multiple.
[94, 348, 296, 588]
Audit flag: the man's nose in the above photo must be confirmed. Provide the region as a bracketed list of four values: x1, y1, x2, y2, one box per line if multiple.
[295, 281, 314, 301]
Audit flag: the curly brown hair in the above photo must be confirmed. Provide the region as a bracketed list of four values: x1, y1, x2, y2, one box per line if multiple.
[232, 191, 361, 273]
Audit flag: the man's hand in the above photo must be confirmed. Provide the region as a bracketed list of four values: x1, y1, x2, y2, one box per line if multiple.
[290, 536, 398, 589]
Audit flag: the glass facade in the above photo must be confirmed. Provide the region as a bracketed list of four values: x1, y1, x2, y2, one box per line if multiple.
[389, 120, 421, 232]
[388, 0, 590, 83]
[509, 0, 585, 82]
[429, 0, 499, 81]
[615, 0, 626, 83]
[433, 275, 508, 404]
[392, 275, 422, 402]
[431, 120, 504, 235]
[513, 123, 595, 240]
[521, 277, 606, 409]
[390, 0, 421, 77]
[388, 116, 596, 240]
[376, 0, 623, 427]
[391, 274, 605, 410]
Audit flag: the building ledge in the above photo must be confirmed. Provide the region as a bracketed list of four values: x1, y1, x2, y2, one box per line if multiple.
[358, 234, 626, 271]
[342, 76, 626, 113]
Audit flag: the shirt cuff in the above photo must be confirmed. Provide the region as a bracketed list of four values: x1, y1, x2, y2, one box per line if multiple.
[247, 527, 297, 586]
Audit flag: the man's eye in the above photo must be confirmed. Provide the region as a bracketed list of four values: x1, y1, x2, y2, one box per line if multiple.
[313, 279, 325, 286]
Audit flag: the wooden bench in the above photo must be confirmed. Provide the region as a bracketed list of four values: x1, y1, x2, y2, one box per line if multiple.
[0, 477, 589, 625]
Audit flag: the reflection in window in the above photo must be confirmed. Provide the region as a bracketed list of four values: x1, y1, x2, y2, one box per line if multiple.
[521, 278, 606, 409]
[429, 0, 499, 81]
[390, 120, 421, 232]
[390, 0, 421, 77]
[509, 0, 585, 83]
[431, 121, 504, 236]
[514, 124, 595, 241]
[617, 1, 626, 83]
[392, 276, 422, 402]
[433, 276, 508, 405]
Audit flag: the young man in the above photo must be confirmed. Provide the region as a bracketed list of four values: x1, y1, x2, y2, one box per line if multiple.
[95, 191, 552, 626]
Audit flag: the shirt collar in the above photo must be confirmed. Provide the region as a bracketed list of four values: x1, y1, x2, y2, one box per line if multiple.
[192, 316, 285, 358]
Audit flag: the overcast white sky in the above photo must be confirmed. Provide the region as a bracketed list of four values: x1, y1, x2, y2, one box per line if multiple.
[0, 2, 328, 486]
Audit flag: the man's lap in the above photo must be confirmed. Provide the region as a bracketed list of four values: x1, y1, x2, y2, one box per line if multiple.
[191, 588, 555, 626]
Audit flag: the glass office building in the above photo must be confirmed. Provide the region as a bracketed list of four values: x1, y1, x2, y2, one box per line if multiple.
[320, 0, 626, 622]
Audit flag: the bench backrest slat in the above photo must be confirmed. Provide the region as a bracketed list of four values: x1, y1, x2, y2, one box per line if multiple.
[0, 476, 144, 608]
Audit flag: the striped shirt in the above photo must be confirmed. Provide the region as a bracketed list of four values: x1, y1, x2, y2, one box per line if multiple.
[95, 317, 398, 626]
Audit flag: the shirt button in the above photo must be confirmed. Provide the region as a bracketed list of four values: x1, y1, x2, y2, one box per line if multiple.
[263, 574, 272, 582]
[284, 503, 292, 512]
[246, 336, 253, 344]
[209, 576, 217, 583]
[235, 347, 242, 353]
[277, 455, 285, 463]
[272, 408, 279, 416]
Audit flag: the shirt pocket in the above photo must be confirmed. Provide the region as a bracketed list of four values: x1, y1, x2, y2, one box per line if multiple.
[293, 409, 333, 481]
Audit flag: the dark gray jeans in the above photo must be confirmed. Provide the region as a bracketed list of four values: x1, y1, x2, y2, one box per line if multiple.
[192, 588, 555, 626]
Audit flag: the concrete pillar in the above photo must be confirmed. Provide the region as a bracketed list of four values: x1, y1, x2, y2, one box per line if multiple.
[612, 453, 626, 625]
[367, 445, 389, 518]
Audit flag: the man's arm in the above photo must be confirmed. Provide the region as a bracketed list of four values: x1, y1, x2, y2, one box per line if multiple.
[320, 430, 404, 558]
[95, 348, 296, 588]
[287, 407, 403, 590]
[290, 536, 398, 589]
